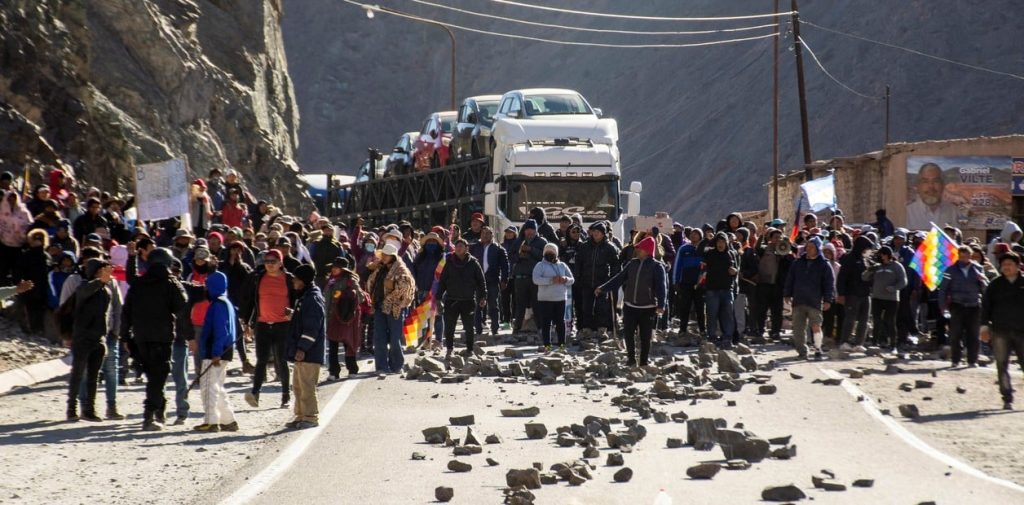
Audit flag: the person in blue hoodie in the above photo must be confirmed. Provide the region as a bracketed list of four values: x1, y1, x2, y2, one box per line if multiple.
[673, 230, 705, 341]
[191, 271, 238, 433]
[285, 264, 326, 429]
[784, 236, 836, 360]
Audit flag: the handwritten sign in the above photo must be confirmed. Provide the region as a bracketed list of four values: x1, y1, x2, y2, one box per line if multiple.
[135, 158, 189, 221]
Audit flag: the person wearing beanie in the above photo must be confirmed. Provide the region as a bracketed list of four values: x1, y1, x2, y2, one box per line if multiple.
[528, 207, 559, 245]
[191, 271, 239, 432]
[533, 242, 574, 351]
[783, 236, 835, 359]
[437, 239, 487, 359]
[700, 232, 739, 348]
[511, 219, 548, 334]
[325, 256, 363, 380]
[240, 247, 298, 410]
[122, 246, 188, 430]
[576, 221, 621, 338]
[595, 236, 666, 366]
[66, 258, 114, 422]
[463, 212, 486, 244]
[283, 264, 326, 429]
[862, 245, 908, 352]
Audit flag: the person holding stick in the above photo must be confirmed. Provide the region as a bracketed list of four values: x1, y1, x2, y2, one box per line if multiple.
[191, 271, 239, 432]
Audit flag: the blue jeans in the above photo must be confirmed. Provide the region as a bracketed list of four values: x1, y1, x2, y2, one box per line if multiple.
[705, 289, 735, 342]
[78, 334, 119, 407]
[373, 309, 407, 373]
[171, 341, 190, 418]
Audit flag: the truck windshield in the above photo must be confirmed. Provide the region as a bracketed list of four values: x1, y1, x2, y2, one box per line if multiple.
[522, 94, 593, 116]
[503, 178, 619, 222]
[478, 101, 499, 126]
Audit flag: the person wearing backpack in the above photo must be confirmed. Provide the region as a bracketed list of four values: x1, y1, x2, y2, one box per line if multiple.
[325, 257, 365, 379]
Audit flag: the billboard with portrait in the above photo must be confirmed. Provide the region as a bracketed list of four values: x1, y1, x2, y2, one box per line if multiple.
[905, 156, 1012, 230]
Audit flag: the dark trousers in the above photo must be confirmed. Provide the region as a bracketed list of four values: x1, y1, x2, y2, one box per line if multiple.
[536, 300, 567, 346]
[822, 302, 845, 344]
[135, 341, 172, 421]
[622, 305, 656, 366]
[871, 298, 899, 348]
[328, 340, 359, 376]
[948, 304, 980, 365]
[840, 294, 871, 346]
[755, 283, 782, 337]
[512, 277, 536, 331]
[475, 281, 500, 334]
[992, 330, 1024, 403]
[896, 286, 917, 340]
[578, 287, 612, 331]
[0, 244, 18, 286]
[500, 282, 513, 324]
[68, 342, 105, 415]
[928, 300, 948, 345]
[235, 315, 248, 362]
[444, 299, 477, 351]
[675, 284, 705, 335]
[253, 322, 290, 402]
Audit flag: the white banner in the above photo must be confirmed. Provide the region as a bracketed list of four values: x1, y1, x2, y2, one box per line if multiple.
[134, 158, 189, 222]
[798, 174, 837, 212]
[633, 212, 673, 233]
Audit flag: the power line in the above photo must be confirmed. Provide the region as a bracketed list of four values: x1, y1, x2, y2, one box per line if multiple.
[803, 20, 1024, 82]
[346, 1, 778, 48]
[407, 0, 779, 35]
[489, 0, 794, 22]
[798, 36, 882, 101]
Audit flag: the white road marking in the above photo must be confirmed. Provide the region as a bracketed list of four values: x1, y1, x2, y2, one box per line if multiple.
[219, 378, 363, 505]
[818, 367, 1024, 494]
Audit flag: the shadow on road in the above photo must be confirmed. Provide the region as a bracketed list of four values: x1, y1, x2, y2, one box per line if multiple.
[911, 408, 1022, 424]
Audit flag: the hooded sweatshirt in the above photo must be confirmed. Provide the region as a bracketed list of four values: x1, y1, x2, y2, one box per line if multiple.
[0, 191, 32, 247]
[784, 237, 835, 308]
[988, 221, 1023, 265]
[198, 271, 236, 360]
[529, 207, 560, 245]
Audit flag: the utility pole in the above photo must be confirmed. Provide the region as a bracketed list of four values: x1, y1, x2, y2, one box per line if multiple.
[884, 84, 891, 145]
[772, 0, 780, 219]
[791, 0, 813, 180]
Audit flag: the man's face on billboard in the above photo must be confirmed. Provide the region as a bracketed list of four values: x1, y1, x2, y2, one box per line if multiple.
[917, 164, 944, 207]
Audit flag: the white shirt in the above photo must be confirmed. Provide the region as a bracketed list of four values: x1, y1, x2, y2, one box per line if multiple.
[905, 199, 958, 230]
[481, 243, 490, 273]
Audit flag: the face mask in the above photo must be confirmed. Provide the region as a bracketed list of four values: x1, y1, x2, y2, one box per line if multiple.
[386, 239, 401, 250]
[364, 243, 376, 253]
[544, 253, 557, 262]
[255, 241, 268, 250]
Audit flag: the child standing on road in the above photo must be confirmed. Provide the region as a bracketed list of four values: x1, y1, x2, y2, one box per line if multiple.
[193, 271, 238, 432]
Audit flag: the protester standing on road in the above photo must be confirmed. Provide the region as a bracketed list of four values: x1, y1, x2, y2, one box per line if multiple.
[285, 264, 326, 429]
[325, 257, 363, 379]
[511, 220, 546, 334]
[533, 243, 574, 352]
[595, 236, 667, 366]
[837, 235, 874, 351]
[471, 226, 508, 337]
[863, 246, 908, 352]
[980, 252, 1024, 410]
[783, 237, 835, 360]
[366, 243, 415, 374]
[437, 239, 486, 360]
[310, 218, 342, 288]
[939, 245, 988, 367]
[575, 222, 619, 338]
[192, 271, 238, 433]
[672, 230, 705, 339]
[123, 248, 188, 431]
[702, 232, 738, 348]
[242, 249, 296, 409]
[66, 258, 114, 422]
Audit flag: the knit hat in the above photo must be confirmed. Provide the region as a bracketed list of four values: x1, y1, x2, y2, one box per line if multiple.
[194, 247, 211, 261]
[636, 236, 657, 257]
[522, 219, 537, 231]
[207, 231, 224, 243]
[806, 236, 823, 254]
[264, 249, 283, 262]
[192, 179, 206, 189]
[543, 242, 559, 255]
[294, 264, 316, 285]
[84, 258, 111, 279]
[332, 256, 351, 269]
[148, 248, 174, 268]
[588, 221, 607, 235]
[504, 225, 518, 235]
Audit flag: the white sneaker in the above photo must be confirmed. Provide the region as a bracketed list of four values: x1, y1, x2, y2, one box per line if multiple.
[327, 375, 339, 382]
[840, 343, 853, 351]
[852, 345, 867, 353]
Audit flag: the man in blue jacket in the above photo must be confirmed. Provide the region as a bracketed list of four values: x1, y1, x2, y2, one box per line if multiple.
[192, 271, 238, 433]
[784, 236, 835, 360]
[286, 264, 326, 429]
[672, 231, 705, 340]
[939, 245, 988, 367]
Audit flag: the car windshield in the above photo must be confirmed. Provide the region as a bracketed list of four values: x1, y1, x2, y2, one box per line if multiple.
[478, 101, 499, 125]
[502, 177, 619, 222]
[522, 94, 592, 116]
[439, 116, 456, 133]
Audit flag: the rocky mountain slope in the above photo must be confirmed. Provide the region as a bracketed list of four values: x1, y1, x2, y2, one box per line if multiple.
[0, 0, 306, 210]
[282, 0, 1024, 222]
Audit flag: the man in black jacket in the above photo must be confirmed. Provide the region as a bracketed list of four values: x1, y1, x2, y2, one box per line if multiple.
[836, 236, 875, 350]
[66, 259, 114, 422]
[980, 252, 1024, 410]
[123, 248, 188, 431]
[438, 239, 486, 359]
[470, 227, 507, 336]
[575, 222, 620, 337]
[529, 207, 560, 245]
[702, 233, 739, 348]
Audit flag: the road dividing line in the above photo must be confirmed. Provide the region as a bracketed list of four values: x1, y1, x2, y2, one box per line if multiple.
[819, 367, 1024, 494]
[220, 378, 363, 505]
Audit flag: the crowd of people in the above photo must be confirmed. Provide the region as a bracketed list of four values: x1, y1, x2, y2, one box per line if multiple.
[1, 166, 1023, 433]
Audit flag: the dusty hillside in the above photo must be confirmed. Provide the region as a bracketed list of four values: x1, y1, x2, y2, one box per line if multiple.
[0, 0, 307, 210]
[283, 0, 1024, 222]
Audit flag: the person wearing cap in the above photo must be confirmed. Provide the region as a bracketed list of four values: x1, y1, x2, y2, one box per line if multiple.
[122, 248, 189, 430]
[366, 242, 416, 373]
[595, 236, 666, 366]
[241, 249, 298, 409]
[170, 228, 194, 259]
[701, 232, 739, 348]
[310, 218, 343, 288]
[437, 238, 487, 359]
[533, 242, 574, 352]
[471, 226, 509, 337]
[190, 179, 213, 238]
[980, 252, 1024, 410]
[783, 236, 835, 360]
[66, 258, 115, 422]
[575, 221, 620, 338]
[863, 245, 908, 352]
[282, 264, 325, 429]
[272, 236, 301, 273]
[510, 220, 547, 334]
[184, 247, 217, 372]
[463, 212, 486, 244]
[325, 256, 363, 379]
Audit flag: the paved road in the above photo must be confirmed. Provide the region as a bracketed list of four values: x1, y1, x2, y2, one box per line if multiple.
[204, 344, 1024, 505]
